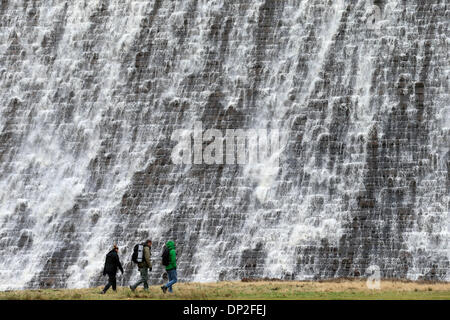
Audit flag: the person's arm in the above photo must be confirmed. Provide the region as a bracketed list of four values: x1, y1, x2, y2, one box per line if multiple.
[117, 255, 124, 274]
[103, 256, 107, 275]
[144, 246, 152, 269]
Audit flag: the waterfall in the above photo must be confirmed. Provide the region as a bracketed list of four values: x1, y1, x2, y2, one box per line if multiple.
[0, 0, 448, 290]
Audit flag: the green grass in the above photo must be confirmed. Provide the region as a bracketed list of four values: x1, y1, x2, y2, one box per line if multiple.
[1, 280, 449, 300]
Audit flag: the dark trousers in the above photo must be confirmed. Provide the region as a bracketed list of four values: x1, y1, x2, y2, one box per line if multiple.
[103, 272, 117, 292]
[131, 267, 149, 290]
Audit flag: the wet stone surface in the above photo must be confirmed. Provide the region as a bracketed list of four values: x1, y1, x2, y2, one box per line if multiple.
[0, 1, 448, 289]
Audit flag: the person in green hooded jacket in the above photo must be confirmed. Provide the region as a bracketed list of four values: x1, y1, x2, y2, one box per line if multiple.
[161, 240, 177, 293]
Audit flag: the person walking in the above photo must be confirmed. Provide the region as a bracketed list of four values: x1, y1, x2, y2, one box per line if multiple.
[130, 239, 152, 291]
[101, 244, 123, 294]
[161, 240, 177, 293]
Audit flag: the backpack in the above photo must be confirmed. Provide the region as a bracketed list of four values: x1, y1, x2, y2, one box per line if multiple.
[132, 244, 144, 263]
[161, 247, 170, 266]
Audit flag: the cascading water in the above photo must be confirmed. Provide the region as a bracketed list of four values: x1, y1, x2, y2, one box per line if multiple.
[0, 0, 448, 290]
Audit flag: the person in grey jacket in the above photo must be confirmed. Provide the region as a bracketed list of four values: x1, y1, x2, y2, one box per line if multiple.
[130, 239, 152, 291]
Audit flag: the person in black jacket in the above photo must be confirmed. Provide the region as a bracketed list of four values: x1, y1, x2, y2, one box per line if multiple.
[101, 245, 124, 294]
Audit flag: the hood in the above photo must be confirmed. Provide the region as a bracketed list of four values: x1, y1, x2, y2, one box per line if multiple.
[166, 240, 175, 250]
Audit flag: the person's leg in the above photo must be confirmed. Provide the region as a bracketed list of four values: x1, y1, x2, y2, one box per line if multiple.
[110, 273, 117, 291]
[166, 269, 177, 293]
[103, 280, 111, 293]
[103, 274, 113, 293]
[141, 268, 149, 291]
[131, 268, 144, 290]
[161, 272, 168, 293]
